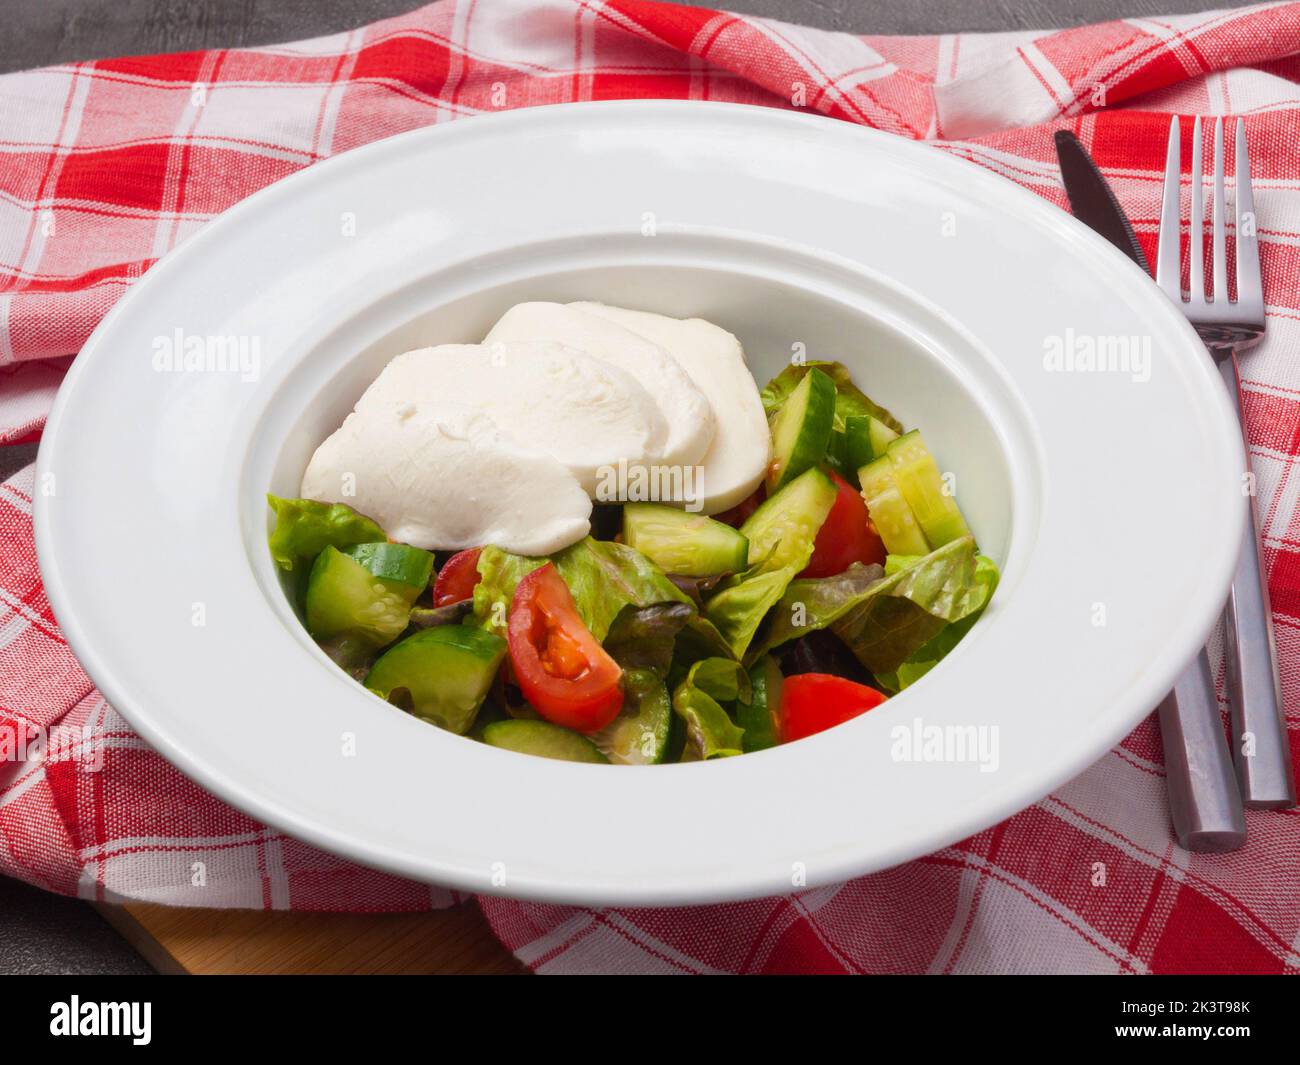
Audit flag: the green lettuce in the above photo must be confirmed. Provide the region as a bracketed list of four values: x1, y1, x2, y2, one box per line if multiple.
[471, 538, 692, 642]
[875, 554, 1000, 691]
[671, 658, 751, 760]
[266, 495, 385, 573]
[705, 563, 804, 661]
[760, 360, 902, 434]
[553, 538, 693, 642]
[470, 546, 547, 637]
[747, 536, 992, 673]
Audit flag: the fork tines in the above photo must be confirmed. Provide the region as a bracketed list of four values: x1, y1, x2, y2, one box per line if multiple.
[1155, 115, 1264, 334]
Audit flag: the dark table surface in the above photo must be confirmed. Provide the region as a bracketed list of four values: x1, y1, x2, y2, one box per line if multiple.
[0, 0, 1233, 975]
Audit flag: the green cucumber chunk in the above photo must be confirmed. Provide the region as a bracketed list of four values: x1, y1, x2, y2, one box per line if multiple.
[306, 546, 412, 647]
[886, 431, 971, 548]
[767, 368, 836, 491]
[866, 415, 901, 458]
[740, 466, 838, 573]
[622, 503, 749, 577]
[858, 456, 929, 555]
[364, 624, 506, 734]
[844, 414, 900, 468]
[591, 669, 672, 765]
[343, 542, 434, 603]
[740, 656, 783, 752]
[481, 720, 610, 763]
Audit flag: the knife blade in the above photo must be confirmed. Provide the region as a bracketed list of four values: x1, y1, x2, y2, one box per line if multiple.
[1053, 130, 1150, 273]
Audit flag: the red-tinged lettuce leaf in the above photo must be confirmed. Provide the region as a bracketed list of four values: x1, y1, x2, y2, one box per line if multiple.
[747, 537, 990, 673]
[408, 601, 472, 629]
[604, 602, 694, 675]
[267, 494, 385, 573]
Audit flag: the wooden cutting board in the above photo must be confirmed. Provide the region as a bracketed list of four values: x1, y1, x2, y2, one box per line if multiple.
[96, 900, 526, 975]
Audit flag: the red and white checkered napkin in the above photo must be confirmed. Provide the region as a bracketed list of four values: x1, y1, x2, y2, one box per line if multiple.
[2, 0, 1299, 973]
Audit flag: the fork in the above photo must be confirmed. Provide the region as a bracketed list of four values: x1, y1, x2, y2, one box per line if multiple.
[1157, 115, 1297, 811]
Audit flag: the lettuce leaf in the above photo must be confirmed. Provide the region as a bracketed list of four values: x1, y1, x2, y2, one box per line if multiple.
[470, 546, 547, 637]
[604, 602, 694, 675]
[553, 538, 693, 643]
[747, 536, 991, 673]
[671, 658, 751, 760]
[705, 563, 805, 661]
[470, 537, 692, 643]
[760, 360, 902, 434]
[875, 554, 1000, 691]
[267, 495, 385, 573]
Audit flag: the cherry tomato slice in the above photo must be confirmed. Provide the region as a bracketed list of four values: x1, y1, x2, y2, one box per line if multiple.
[799, 470, 886, 578]
[507, 563, 623, 732]
[432, 547, 482, 607]
[779, 673, 887, 743]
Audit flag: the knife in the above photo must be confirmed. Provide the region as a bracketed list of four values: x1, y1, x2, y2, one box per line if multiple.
[1053, 130, 1246, 853]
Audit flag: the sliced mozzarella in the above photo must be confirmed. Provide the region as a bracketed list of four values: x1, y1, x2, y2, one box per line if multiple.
[354, 342, 666, 495]
[301, 402, 591, 556]
[484, 303, 715, 471]
[571, 302, 770, 514]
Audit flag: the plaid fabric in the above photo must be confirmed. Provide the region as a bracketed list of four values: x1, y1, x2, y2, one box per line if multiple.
[2, 0, 1299, 973]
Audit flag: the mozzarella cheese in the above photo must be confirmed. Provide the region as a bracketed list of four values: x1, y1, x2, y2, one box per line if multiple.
[571, 302, 770, 514]
[354, 341, 666, 494]
[484, 303, 715, 470]
[300, 304, 770, 554]
[301, 402, 592, 555]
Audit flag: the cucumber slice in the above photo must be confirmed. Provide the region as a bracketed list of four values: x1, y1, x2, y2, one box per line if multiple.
[739, 656, 782, 752]
[591, 669, 672, 764]
[858, 457, 929, 555]
[343, 542, 434, 603]
[364, 624, 506, 734]
[842, 414, 899, 468]
[306, 546, 412, 647]
[622, 503, 749, 577]
[886, 431, 971, 547]
[767, 368, 835, 491]
[481, 720, 610, 763]
[740, 466, 837, 573]
[866, 415, 901, 458]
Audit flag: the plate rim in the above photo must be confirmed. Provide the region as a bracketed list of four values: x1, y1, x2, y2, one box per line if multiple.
[34, 100, 1245, 905]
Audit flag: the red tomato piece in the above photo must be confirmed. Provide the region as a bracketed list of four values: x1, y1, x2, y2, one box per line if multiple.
[779, 673, 887, 743]
[799, 470, 886, 578]
[507, 563, 624, 732]
[432, 547, 482, 607]
[713, 485, 764, 528]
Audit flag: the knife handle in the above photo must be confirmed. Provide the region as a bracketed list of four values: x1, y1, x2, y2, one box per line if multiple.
[1219, 355, 1298, 808]
[1157, 650, 1247, 852]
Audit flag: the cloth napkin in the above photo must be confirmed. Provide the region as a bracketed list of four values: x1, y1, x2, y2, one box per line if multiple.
[2, 0, 1299, 974]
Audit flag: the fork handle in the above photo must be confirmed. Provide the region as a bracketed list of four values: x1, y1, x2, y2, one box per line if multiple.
[1158, 650, 1247, 851]
[1219, 354, 1298, 808]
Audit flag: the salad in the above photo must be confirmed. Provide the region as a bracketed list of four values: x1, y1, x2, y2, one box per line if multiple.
[268, 302, 997, 764]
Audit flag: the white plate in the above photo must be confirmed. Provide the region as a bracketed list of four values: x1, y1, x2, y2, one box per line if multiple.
[36, 102, 1244, 906]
